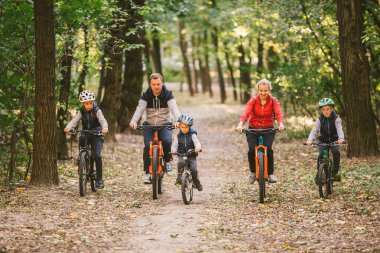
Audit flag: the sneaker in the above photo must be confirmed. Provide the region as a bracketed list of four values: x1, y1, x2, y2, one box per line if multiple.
[196, 184, 203, 191]
[268, 174, 277, 183]
[166, 162, 173, 175]
[248, 172, 256, 184]
[96, 179, 104, 189]
[175, 173, 181, 185]
[143, 174, 151, 184]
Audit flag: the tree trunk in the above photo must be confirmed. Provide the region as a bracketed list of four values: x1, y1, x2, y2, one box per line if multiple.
[118, 0, 145, 132]
[191, 35, 199, 93]
[144, 37, 153, 84]
[152, 29, 162, 74]
[197, 34, 207, 94]
[31, 0, 58, 185]
[212, 29, 226, 103]
[57, 30, 74, 160]
[78, 24, 89, 94]
[204, 31, 213, 97]
[98, 55, 106, 104]
[178, 19, 194, 96]
[101, 2, 124, 142]
[336, 0, 379, 156]
[239, 42, 251, 103]
[224, 44, 237, 101]
[257, 35, 264, 74]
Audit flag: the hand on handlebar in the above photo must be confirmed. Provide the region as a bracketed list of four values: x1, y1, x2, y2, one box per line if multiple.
[129, 122, 137, 130]
[278, 123, 285, 131]
[64, 127, 71, 134]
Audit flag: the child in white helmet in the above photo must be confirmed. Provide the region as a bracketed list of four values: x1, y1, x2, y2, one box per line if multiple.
[171, 114, 203, 191]
[64, 90, 108, 188]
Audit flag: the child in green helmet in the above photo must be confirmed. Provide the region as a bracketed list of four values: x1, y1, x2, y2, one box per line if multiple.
[306, 98, 345, 181]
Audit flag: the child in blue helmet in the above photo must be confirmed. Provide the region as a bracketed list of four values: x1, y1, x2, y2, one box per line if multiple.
[306, 98, 345, 181]
[171, 114, 203, 191]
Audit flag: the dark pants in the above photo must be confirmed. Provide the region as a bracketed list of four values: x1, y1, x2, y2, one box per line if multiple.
[79, 134, 104, 180]
[318, 145, 340, 174]
[177, 157, 201, 186]
[143, 122, 173, 174]
[246, 131, 275, 175]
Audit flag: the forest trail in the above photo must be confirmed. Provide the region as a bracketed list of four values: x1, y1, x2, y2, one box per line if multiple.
[0, 89, 379, 252]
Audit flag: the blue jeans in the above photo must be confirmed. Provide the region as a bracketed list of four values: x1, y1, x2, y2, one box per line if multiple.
[143, 122, 173, 174]
[79, 134, 104, 180]
[246, 130, 275, 175]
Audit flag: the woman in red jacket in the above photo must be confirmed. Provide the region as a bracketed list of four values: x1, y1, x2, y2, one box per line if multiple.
[236, 79, 285, 183]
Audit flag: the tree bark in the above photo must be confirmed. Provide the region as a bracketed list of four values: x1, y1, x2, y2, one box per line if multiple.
[31, 0, 58, 185]
[100, 1, 124, 142]
[257, 35, 264, 74]
[78, 24, 89, 94]
[118, 0, 145, 132]
[152, 29, 162, 74]
[57, 30, 74, 160]
[239, 41, 251, 103]
[224, 44, 237, 101]
[203, 31, 213, 97]
[336, 0, 379, 156]
[178, 19, 194, 96]
[197, 34, 207, 94]
[212, 28, 226, 103]
[191, 35, 199, 93]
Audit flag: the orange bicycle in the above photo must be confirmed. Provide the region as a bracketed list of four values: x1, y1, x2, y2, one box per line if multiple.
[242, 128, 282, 203]
[137, 124, 174, 199]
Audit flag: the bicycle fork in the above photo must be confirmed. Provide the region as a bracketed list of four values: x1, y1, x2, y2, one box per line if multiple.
[254, 145, 268, 179]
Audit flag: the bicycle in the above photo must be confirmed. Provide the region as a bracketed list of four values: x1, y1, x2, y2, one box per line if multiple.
[70, 129, 103, 196]
[171, 149, 201, 205]
[136, 124, 174, 200]
[304, 141, 346, 199]
[242, 128, 282, 203]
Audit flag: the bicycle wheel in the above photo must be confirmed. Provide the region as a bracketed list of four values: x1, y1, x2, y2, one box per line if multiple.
[317, 162, 330, 198]
[79, 152, 88, 196]
[181, 171, 193, 205]
[89, 155, 97, 192]
[327, 164, 334, 195]
[152, 147, 159, 200]
[258, 151, 265, 203]
[158, 174, 163, 194]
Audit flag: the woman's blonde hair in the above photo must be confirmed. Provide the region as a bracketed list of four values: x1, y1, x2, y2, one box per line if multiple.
[256, 78, 272, 91]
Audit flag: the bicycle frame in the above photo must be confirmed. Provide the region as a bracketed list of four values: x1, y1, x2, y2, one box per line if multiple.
[149, 130, 164, 176]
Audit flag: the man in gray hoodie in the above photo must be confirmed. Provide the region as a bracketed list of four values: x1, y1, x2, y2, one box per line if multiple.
[129, 73, 181, 183]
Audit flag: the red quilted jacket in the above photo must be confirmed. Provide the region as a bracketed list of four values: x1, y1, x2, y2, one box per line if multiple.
[240, 95, 284, 129]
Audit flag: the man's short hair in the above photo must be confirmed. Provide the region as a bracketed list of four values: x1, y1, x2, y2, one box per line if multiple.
[149, 73, 163, 82]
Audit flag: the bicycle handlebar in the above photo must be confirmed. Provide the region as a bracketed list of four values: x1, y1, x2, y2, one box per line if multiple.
[242, 128, 285, 135]
[70, 129, 103, 136]
[303, 141, 347, 147]
[170, 149, 202, 157]
[136, 125, 175, 131]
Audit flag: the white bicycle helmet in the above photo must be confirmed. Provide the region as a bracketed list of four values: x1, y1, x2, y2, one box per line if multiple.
[177, 114, 194, 126]
[79, 90, 95, 102]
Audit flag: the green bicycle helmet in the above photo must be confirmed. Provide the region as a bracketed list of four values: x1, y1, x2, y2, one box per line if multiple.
[318, 98, 334, 108]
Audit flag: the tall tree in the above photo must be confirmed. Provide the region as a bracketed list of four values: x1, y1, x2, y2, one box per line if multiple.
[178, 19, 194, 96]
[118, 0, 145, 132]
[31, 0, 58, 185]
[151, 29, 163, 74]
[336, 0, 379, 156]
[101, 1, 124, 142]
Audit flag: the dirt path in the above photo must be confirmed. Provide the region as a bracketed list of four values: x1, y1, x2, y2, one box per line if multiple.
[0, 90, 379, 252]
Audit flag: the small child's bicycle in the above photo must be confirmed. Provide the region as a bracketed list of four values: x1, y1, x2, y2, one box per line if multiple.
[171, 149, 201, 205]
[70, 129, 102, 196]
[242, 128, 282, 203]
[305, 141, 346, 199]
[136, 124, 174, 200]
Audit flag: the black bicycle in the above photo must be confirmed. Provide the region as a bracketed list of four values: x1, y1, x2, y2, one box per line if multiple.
[136, 124, 174, 199]
[71, 129, 102, 196]
[171, 149, 201, 205]
[305, 141, 346, 199]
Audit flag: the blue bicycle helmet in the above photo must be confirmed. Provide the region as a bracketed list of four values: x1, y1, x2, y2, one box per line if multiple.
[318, 98, 334, 108]
[177, 114, 194, 126]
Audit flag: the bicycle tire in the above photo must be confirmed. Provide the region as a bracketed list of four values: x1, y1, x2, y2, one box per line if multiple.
[318, 162, 330, 198]
[327, 164, 334, 195]
[90, 156, 97, 192]
[152, 147, 159, 200]
[258, 151, 265, 203]
[181, 171, 192, 205]
[79, 152, 88, 196]
[158, 173, 163, 194]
